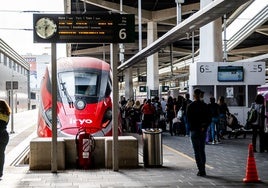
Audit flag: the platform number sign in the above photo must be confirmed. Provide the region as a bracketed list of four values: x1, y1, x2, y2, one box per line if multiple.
[199, 64, 211, 73]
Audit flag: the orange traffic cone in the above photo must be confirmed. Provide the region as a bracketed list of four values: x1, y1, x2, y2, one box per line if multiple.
[243, 144, 261, 183]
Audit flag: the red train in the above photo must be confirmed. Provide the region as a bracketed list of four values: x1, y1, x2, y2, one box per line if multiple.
[37, 57, 117, 137]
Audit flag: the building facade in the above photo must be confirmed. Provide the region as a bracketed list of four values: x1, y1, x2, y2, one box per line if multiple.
[0, 39, 30, 112]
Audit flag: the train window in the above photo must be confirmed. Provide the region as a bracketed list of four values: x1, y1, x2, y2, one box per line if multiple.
[105, 81, 112, 97]
[58, 72, 98, 97]
[75, 73, 98, 96]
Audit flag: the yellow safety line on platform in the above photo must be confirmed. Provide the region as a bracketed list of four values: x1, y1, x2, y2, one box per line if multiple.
[163, 144, 214, 169]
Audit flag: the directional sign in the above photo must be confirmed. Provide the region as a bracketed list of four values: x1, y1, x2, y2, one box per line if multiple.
[33, 13, 135, 43]
[6, 81, 18, 90]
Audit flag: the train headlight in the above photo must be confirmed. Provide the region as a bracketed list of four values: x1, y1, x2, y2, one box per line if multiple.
[75, 99, 86, 110]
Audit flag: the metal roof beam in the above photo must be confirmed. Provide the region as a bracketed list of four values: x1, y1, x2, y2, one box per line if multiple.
[81, 0, 152, 22]
[118, 0, 250, 72]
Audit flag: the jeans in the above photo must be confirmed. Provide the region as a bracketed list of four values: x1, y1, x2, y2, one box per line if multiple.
[252, 127, 265, 151]
[190, 130, 207, 173]
[183, 115, 190, 136]
[210, 117, 219, 142]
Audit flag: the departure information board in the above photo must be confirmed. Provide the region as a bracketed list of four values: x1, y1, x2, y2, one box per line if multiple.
[33, 13, 135, 43]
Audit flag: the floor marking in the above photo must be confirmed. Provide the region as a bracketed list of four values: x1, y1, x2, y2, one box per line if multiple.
[163, 144, 214, 169]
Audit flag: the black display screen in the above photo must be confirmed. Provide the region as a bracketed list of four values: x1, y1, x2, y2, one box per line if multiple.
[217, 66, 244, 82]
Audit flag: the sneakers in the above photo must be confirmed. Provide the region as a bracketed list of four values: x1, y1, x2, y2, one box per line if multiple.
[212, 140, 220, 145]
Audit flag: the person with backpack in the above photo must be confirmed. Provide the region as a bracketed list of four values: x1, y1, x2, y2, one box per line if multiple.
[249, 94, 266, 152]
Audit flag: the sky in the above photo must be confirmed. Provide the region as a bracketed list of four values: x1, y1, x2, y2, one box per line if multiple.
[0, 0, 66, 57]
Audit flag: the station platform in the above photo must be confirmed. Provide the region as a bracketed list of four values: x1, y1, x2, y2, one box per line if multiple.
[1, 109, 268, 188]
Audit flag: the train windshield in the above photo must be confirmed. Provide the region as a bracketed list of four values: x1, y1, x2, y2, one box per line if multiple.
[58, 72, 99, 97]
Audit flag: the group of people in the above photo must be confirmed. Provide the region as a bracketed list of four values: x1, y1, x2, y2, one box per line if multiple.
[119, 96, 163, 133]
[119, 94, 193, 135]
[165, 94, 191, 136]
[186, 89, 267, 177]
[206, 95, 230, 144]
[119, 92, 231, 142]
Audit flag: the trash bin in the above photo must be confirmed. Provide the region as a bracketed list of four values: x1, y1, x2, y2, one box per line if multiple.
[142, 128, 163, 167]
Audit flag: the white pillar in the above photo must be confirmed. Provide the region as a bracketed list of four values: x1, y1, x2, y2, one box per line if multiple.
[147, 21, 159, 98]
[125, 68, 134, 100]
[199, 0, 223, 62]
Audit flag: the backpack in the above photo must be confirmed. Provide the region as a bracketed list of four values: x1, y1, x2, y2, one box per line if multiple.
[247, 105, 258, 123]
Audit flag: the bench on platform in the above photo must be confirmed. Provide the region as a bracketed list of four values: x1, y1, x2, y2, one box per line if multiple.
[29, 136, 138, 170]
[105, 136, 139, 168]
[29, 137, 65, 170]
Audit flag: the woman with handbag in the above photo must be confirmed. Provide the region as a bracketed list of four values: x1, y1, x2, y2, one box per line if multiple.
[250, 94, 265, 152]
[166, 96, 175, 136]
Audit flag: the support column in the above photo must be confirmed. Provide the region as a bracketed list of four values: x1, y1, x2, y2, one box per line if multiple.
[199, 0, 223, 62]
[119, 0, 133, 100]
[147, 21, 159, 98]
[124, 68, 134, 100]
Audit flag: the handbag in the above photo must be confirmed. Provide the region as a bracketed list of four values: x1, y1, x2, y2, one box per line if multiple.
[247, 105, 258, 123]
[172, 117, 180, 124]
[177, 107, 184, 120]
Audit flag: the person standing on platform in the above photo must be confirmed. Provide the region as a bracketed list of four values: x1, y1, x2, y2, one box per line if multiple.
[218, 96, 230, 139]
[187, 89, 211, 176]
[0, 99, 11, 178]
[181, 93, 192, 136]
[141, 99, 155, 129]
[250, 94, 266, 152]
[160, 97, 167, 116]
[207, 97, 220, 144]
[166, 96, 175, 136]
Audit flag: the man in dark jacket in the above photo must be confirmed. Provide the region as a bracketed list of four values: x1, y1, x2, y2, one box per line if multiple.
[186, 88, 211, 176]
